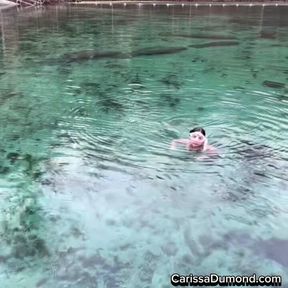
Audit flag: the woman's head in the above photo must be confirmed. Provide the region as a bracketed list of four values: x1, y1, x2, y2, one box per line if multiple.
[189, 127, 207, 149]
[189, 127, 206, 137]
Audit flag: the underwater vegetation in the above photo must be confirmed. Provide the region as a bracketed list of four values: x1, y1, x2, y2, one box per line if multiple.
[98, 98, 126, 113]
[0, 154, 50, 282]
[1, 178, 49, 261]
[1, 150, 46, 180]
[160, 74, 182, 90]
[79, 82, 125, 114]
[0, 90, 24, 105]
[129, 73, 143, 86]
[237, 140, 275, 161]
[159, 93, 181, 109]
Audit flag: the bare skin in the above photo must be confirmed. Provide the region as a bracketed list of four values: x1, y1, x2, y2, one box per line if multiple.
[170, 131, 218, 156]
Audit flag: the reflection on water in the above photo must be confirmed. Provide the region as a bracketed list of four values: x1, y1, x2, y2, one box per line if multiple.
[0, 4, 288, 287]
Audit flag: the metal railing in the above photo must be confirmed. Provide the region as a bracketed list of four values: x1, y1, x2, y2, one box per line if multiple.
[15, 0, 43, 6]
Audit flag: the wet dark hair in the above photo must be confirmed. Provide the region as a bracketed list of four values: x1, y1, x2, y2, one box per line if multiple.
[189, 127, 206, 136]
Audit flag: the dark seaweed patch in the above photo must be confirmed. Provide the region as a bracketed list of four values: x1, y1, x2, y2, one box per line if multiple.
[36, 278, 48, 288]
[6, 152, 20, 163]
[2, 204, 49, 260]
[160, 74, 181, 90]
[81, 82, 102, 94]
[238, 146, 273, 160]
[161, 241, 178, 256]
[13, 234, 49, 258]
[159, 93, 180, 108]
[129, 73, 142, 85]
[0, 90, 23, 105]
[99, 98, 125, 113]
[223, 187, 253, 202]
[278, 94, 288, 101]
[81, 82, 119, 98]
[23, 154, 37, 173]
[0, 166, 10, 174]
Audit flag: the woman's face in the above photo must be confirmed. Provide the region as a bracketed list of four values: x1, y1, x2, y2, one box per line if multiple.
[189, 131, 206, 147]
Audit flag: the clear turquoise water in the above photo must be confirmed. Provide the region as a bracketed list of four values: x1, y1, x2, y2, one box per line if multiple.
[0, 4, 288, 287]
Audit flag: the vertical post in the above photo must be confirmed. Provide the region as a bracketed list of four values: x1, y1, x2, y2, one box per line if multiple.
[0, 11, 6, 56]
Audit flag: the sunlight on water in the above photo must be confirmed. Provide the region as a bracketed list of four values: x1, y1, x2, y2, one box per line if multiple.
[0, 4, 288, 287]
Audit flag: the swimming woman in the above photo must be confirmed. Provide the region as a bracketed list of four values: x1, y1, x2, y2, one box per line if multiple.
[170, 127, 217, 155]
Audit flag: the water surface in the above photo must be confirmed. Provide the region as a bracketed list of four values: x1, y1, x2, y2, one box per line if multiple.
[0, 4, 288, 287]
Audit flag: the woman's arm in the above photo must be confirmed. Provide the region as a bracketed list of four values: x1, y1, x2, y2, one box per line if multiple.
[170, 139, 189, 149]
[196, 145, 219, 161]
[206, 145, 218, 156]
